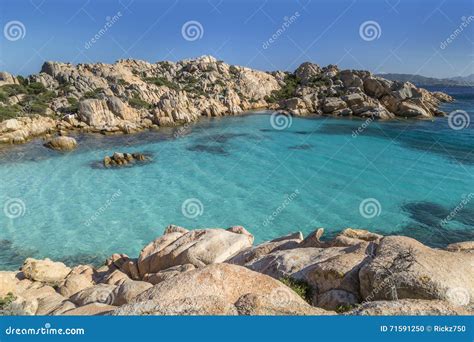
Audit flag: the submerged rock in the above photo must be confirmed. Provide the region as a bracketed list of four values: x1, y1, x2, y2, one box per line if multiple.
[44, 136, 77, 151]
[102, 152, 151, 168]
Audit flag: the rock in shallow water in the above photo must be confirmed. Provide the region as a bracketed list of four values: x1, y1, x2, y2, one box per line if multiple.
[43, 136, 77, 151]
[102, 152, 152, 168]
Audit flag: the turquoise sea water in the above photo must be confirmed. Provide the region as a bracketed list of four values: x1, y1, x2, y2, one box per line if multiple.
[0, 87, 473, 269]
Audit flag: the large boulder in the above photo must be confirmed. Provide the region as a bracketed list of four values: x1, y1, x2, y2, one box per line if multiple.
[44, 136, 77, 151]
[58, 273, 94, 297]
[348, 299, 474, 316]
[137, 228, 253, 276]
[322, 97, 347, 113]
[359, 236, 474, 305]
[112, 263, 330, 315]
[111, 280, 152, 305]
[77, 99, 117, 127]
[21, 258, 71, 284]
[295, 62, 321, 84]
[70, 284, 117, 306]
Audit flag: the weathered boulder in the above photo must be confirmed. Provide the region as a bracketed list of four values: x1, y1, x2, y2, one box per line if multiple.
[142, 264, 196, 285]
[58, 273, 94, 297]
[137, 228, 253, 275]
[446, 241, 474, 252]
[228, 232, 303, 266]
[322, 97, 347, 113]
[363, 77, 392, 98]
[62, 303, 116, 315]
[112, 263, 323, 315]
[77, 99, 117, 127]
[21, 258, 71, 284]
[235, 293, 332, 315]
[70, 284, 117, 306]
[111, 280, 152, 305]
[348, 299, 474, 316]
[295, 62, 321, 84]
[44, 136, 77, 151]
[137, 231, 187, 277]
[359, 236, 474, 305]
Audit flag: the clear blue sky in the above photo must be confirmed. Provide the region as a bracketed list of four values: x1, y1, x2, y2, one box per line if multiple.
[0, 0, 473, 78]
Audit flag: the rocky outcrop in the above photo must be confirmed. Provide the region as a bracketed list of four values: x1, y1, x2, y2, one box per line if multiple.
[44, 136, 77, 151]
[1, 226, 471, 316]
[0, 56, 452, 145]
[112, 263, 330, 315]
[103, 152, 151, 168]
[359, 236, 474, 304]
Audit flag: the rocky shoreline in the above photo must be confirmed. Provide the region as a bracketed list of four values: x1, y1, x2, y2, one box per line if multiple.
[1, 226, 472, 316]
[0, 55, 453, 147]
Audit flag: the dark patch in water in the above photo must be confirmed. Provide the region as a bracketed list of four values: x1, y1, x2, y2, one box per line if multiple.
[0, 239, 39, 270]
[402, 201, 449, 227]
[195, 133, 252, 144]
[395, 224, 474, 248]
[187, 144, 229, 156]
[288, 144, 313, 150]
[398, 200, 474, 247]
[318, 121, 474, 165]
[58, 253, 105, 268]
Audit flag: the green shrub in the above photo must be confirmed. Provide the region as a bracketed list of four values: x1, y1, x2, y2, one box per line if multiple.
[279, 277, 312, 304]
[144, 77, 179, 91]
[128, 95, 151, 109]
[336, 304, 357, 313]
[0, 105, 22, 121]
[265, 74, 300, 103]
[0, 292, 16, 309]
[0, 84, 26, 97]
[82, 88, 104, 99]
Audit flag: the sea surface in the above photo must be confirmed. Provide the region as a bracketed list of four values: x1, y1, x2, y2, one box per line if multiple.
[0, 86, 473, 269]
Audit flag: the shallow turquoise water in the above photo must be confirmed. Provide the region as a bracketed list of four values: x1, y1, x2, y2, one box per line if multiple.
[0, 87, 473, 269]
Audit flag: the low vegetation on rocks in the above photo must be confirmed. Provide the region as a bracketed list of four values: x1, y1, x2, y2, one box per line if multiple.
[0, 225, 471, 316]
[0, 55, 453, 145]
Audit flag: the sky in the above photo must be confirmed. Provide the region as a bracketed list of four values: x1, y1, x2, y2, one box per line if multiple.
[0, 0, 473, 78]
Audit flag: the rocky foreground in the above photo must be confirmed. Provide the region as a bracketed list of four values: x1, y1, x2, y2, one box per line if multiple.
[0, 55, 453, 146]
[1, 226, 472, 316]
